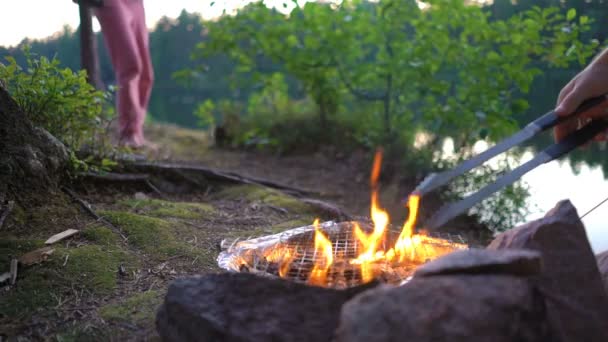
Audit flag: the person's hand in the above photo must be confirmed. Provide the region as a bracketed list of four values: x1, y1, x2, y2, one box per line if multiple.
[554, 62, 608, 142]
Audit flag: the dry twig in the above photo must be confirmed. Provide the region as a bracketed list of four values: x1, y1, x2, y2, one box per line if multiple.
[0, 200, 15, 230]
[62, 187, 128, 241]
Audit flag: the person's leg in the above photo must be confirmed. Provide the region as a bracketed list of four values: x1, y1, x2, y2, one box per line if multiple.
[94, 1, 145, 146]
[132, 1, 154, 117]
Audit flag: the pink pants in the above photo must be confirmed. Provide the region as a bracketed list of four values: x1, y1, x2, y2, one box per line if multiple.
[94, 0, 154, 145]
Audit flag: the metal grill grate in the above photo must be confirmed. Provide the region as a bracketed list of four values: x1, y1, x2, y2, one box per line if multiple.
[218, 221, 468, 289]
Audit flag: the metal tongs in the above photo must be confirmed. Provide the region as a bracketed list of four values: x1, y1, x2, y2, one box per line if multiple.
[414, 95, 608, 231]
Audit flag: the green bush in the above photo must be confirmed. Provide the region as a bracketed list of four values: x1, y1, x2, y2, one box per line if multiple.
[0, 46, 112, 150]
[186, 0, 598, 231]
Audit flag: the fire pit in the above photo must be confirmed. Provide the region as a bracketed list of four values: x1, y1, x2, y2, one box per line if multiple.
[218, 220, 467, 289]
[219, 151, 468, 289]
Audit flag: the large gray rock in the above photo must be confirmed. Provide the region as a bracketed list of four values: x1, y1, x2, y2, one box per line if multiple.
[488, 200, 608, 342]
[596, 250, 608, 295]
[337, 275, 551, 342]
[414, 248, 542, 277]
[156, 272, 378, 342]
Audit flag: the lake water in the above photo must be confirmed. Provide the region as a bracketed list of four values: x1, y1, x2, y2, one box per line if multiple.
[460, 140, 608, 254]
[434, 136, 608, 254]
[519, 153, 608, 254]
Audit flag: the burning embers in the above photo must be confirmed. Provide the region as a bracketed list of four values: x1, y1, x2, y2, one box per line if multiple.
[218, 150, 467, 288]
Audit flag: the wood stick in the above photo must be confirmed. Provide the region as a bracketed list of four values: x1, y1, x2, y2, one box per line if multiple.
[0, 200, 14, 230]
[61, 187, 128, 241]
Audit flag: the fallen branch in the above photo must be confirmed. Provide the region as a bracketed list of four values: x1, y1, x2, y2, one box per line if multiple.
[126, 161, 319, 197]
[0, 200, 14, 230]
[61, 187, 128, 241]
[9, 259, 18, 285]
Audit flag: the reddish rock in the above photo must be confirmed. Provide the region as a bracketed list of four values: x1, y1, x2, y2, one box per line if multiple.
[414, 248, 542, 278]
[156, 272, 377, 342]
[488, 200, 608, 342]
[596, 250, 608, 295]
[336, 275, 551, 342]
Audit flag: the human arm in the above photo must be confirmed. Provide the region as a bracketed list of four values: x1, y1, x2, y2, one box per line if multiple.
[554, 48, 608, 142]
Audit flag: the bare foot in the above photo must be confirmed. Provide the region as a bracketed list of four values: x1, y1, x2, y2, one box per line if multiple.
[118, 135, 160, 156]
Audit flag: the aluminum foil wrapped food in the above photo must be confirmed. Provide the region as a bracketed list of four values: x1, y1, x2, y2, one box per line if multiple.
[217, 221, 468, 289]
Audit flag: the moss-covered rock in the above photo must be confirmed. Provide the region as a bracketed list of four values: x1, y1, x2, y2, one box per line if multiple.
[99, 290, 162, 326]
[100, 211, 185, 258]
[119, 198, 215, 219]
[213, 184, 314, 214]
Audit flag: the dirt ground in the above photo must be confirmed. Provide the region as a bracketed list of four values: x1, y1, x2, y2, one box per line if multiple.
[0, 123, 490, 341]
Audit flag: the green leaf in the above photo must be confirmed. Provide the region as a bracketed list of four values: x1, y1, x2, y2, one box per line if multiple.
[580, 16, 589, 25]
[566, 8, 576, 21]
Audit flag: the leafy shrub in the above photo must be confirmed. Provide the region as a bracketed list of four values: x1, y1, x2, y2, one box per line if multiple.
[187, 0, 598, 230]
[0, 46, 116, 172]
[441, 151, 531, 232]
[0, 46, 111, 150]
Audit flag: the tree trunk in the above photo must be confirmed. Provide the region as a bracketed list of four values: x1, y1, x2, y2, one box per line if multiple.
[0, 86, 69, 203]
[79, 3, 103, 89]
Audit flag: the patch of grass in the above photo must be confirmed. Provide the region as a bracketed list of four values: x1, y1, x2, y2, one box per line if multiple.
[119, 198, 215, 219]
[100, 211, 185, 258]
[82, 224, 119, 246]
[99, 290, 162, 326]
[214, 184, 314, 214]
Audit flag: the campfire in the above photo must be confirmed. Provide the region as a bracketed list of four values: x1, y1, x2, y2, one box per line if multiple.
[218, 150, 467, 288]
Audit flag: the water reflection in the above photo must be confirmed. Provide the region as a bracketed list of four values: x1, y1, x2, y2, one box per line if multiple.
[438, 137, 608, 254]
[521, 155, 608, 254]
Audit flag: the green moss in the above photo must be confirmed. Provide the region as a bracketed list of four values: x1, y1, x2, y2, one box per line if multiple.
[82, 225, 119, 246]
[0, 238, 45, 269]
[54, 325, 111, 342]
[99, 290, 162, 325]
[27, 201, 81, 236]
[0, 245, 128, 318]
[9, 204, 28, 226]
[0, 266, 62, 317]
[214, 184, 313, 214]
[119, 198, 215, 219]
[100, 211, 184, 258]
[59, 245, 127, 293]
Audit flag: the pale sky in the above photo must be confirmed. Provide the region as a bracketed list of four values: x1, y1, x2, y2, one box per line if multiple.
[0, 0, 327, 47]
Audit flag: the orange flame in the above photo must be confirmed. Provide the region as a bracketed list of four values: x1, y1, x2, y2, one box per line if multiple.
[394, 194, 421, 262]
[308, 219, 334, 286]
[272, 148, 466, 286]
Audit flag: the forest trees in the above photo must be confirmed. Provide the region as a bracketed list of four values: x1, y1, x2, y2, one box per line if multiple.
[192, 0, 598, 153]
